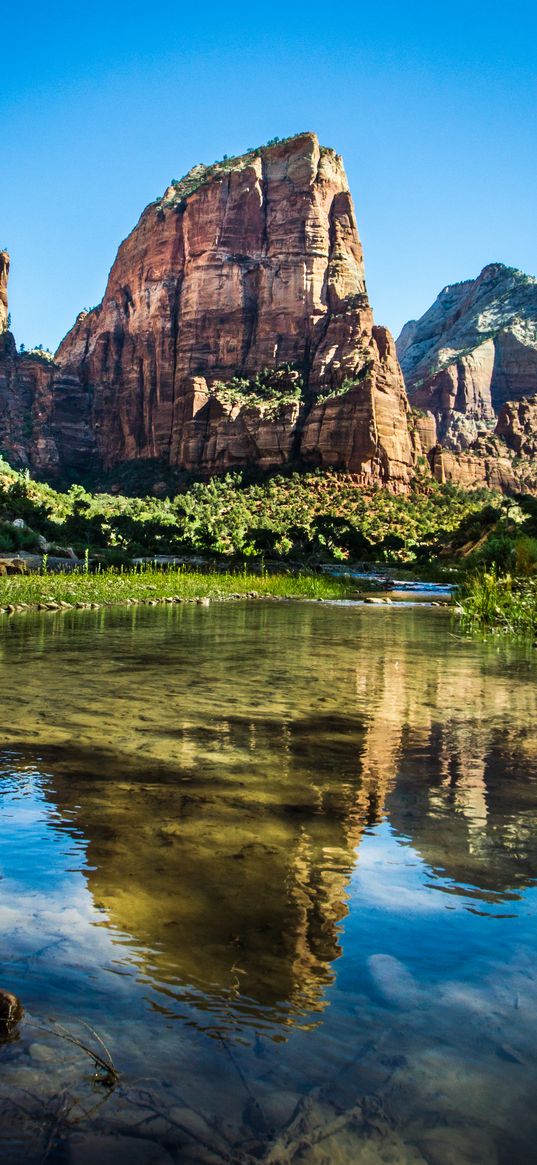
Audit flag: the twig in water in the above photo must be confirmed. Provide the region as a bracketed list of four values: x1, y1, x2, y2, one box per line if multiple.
[27, 1019, 119, 1087]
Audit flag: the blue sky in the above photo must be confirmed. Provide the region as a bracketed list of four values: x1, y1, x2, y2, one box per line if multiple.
[2, 0, 536, 350]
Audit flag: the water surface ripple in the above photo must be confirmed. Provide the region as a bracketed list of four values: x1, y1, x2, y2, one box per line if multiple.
[0, 602, 536, 1163]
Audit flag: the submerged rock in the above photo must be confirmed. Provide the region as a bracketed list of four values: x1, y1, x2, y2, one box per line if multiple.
[367, 953, 421, 1009]
[0, 989, 23, 1036]
[28, 1041, 56, 1063]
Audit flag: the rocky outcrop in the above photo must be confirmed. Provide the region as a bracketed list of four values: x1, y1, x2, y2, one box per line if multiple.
[0, 252, 9, 334]
[300, 328, 413, 482]
[496, 395, 537, 458]
[0, 331, 55, 470]
[169, 377, 300, 472]
[397, 263, 537, 451]
[3, 144, 537, 495]
[0, 329, 94, 475]
[52, 133, 414, 487]
[410, 409, 437, 460]
[427, 403, 537, 492]
[429, 438, 519, 492]
[1, 246, 94, 473]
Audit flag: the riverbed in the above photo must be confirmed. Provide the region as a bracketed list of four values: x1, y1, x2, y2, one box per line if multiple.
[0, 601, 536, 1163]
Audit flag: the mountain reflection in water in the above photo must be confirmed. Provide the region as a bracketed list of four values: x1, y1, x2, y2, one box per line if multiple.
[0, 601, 537, 1163]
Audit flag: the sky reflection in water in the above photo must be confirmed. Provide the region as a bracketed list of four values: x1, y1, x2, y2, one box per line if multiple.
[0, 601, 536, 1163]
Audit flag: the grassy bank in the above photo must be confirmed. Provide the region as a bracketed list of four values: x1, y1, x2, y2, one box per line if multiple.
[0, 564, 353, 613]
[458, 569, 537, 639]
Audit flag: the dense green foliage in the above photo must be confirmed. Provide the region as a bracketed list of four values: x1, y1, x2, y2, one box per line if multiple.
[0, 458, 510, 566]
[212, 366, 303, 412]
[457, 498, 537, 639]
[1, 455, 537, 633]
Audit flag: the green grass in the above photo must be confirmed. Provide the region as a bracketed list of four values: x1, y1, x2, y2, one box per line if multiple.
[0, 564, 352, 613]
[458, 568, 537, 640]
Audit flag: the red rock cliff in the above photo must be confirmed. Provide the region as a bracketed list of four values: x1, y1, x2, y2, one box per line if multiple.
[55, 133, 414, 486]
[0, 250, 94, 474]
[0, 252, 9, 333]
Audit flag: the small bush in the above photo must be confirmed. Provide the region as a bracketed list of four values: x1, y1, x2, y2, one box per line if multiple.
[459, 567, 537, 640]
[515, 535, 537, 576]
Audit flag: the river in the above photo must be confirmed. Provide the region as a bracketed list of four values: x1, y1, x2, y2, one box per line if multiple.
[0, 601, 536, 1163]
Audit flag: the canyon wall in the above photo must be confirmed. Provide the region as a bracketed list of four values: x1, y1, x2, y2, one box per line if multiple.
[0, 252, 9, 333]
[51, 132, 414, 487]
[398, 263, 537, 451]
[2, 143, 537, 495]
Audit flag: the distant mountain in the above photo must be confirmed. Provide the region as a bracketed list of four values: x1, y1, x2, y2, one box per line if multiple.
[397, 263, 537, 451]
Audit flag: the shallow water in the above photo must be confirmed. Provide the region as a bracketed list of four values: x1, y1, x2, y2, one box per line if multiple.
[320, 564, 455, 598]
[0, 602, 536, 1164]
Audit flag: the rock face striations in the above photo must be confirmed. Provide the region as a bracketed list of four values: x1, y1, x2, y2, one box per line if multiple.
[2, 142, 537, 495]
[397, 263, 537, 492]
[51, 133, 413, 485]
[398, 263, 537, 453]
[48, 133, 412, 487]
[0, 251, 63, 474]
[0, 252, 8, 333]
